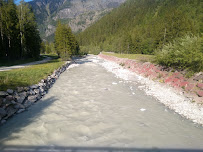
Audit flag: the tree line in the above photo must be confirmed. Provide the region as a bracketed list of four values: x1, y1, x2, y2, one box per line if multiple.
[77, 0, 202, 55]
[0, 0, 41, 60]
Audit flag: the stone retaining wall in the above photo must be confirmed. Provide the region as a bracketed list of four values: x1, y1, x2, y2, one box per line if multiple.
[0, 61, 71, 125]
[99, 54, 203, 103]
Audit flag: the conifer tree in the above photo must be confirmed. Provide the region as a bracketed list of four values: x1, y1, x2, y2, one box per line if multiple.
[0, 0, 41, 60]
[18, 0, 41, 59]
[55, 21, 79, 60]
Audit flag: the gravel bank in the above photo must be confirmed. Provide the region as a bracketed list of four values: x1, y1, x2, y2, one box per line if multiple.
[97, 56, 203, 126]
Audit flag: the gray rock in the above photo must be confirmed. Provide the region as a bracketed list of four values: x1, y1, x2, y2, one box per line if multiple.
[19, 92, 28, 98]
[11, 100, 16, 104]
[14, 103, 25, 109]
[7, 89, 13, 94]
[16, 96, 25, 104]
[0, 91, 8, 97]
[28, 95, 37, 103]
[24, 100, 32, 108]
[38, 83, 44, 87]
[36, 94, 41, 100]
[6, 95, 13, 101]
[29, 90, 36, 95]
[24, 87, 30, 91]
[39, 88, 45, 94]
[6, 106, 17, 118]
[41, 79, 45, 83]
[17, 87, 24, 93]
[17, 109, 25, 114]
[34, 89, 40, 94]
[0, 108, 7, 117]
[30, 85, 39, 89]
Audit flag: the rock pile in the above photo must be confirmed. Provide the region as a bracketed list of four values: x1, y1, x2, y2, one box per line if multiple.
[0, 61, 71, 125]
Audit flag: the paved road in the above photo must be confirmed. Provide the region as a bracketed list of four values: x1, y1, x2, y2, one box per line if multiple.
[0, 57, 51, 72]
[0, 55, 203, 152]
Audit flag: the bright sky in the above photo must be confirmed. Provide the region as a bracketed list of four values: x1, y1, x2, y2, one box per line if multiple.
[15, 0, 33, 4]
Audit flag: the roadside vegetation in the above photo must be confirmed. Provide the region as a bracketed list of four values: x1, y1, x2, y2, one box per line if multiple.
[0, 59, 65, 91]
[102, 52, 155, 63]
[156, 35, 203, 73]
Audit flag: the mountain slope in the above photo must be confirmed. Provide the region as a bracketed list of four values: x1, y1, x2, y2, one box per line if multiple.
[77, 0, 202, 54]
[28, 0, 126, 41]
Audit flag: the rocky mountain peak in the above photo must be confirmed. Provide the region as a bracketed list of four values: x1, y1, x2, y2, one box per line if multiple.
[29, 0, 126, 41]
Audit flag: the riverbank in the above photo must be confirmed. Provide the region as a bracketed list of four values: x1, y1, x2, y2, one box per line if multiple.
[98, 53, 203, 125]
[0, 60, 71, 124]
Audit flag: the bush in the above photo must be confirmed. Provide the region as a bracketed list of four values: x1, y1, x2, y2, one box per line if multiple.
[155, 35, 203, 72]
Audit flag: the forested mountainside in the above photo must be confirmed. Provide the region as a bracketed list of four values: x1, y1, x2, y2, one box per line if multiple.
[29, 0, 126, 41]
[77, 0, 202, 55]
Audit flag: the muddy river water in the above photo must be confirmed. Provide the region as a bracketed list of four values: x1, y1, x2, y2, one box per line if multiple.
[0, 56, 203, 152]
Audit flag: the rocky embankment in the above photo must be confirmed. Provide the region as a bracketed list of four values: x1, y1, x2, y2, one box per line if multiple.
[99, 54, 203, 102]
[98, 53, 203, 125]
[0, 62, 71, 125]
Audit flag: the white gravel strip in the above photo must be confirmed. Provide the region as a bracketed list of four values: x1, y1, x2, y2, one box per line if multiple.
[97, 56, 203, 125]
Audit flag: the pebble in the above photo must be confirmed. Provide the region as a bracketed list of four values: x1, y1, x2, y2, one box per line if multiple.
[140, 108, 146, 112]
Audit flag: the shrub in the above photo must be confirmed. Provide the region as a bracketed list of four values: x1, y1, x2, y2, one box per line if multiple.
[155, 35, 203, 72]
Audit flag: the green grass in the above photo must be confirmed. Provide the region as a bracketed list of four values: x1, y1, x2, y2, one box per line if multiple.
[102, 52, 155, 63]
[0, 59, 65, 91]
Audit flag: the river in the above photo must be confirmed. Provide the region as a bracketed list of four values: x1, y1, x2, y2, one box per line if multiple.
[0, 55, 203, 152]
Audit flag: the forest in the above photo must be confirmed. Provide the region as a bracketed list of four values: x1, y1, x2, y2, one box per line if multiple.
[77, 0, 202, 72]
[0, 0, 41, 60]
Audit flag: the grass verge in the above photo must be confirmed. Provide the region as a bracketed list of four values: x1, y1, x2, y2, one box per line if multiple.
[0, 59, 65, 91]
[102, 52, 155, 62]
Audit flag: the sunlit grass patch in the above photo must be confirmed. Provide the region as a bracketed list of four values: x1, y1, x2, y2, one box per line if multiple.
[102, 52, 155, 62]
[0, 59, 65, 91]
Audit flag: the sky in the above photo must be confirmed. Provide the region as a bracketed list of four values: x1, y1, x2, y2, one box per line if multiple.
[15, 0, 33, 4]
